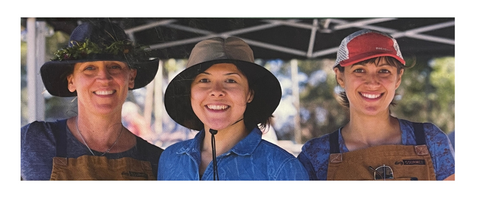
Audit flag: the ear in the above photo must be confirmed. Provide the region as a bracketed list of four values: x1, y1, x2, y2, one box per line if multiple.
[395, 69, 404, 89]
[247, 89, 254, 103]
[334, 67, 345, 88]
[67, 74, 76, 92]
[128, 69, 137, 89]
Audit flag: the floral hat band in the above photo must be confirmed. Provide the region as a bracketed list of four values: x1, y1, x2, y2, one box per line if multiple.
[40, 21, 159, 97]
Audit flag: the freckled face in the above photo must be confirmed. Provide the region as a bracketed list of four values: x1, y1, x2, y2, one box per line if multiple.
[335, 58, 403, 116]
[190, 63, 254, 130]
[67, 61, 137, 115]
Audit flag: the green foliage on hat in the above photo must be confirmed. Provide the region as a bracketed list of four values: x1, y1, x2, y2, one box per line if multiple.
[51, 39, 151, 62]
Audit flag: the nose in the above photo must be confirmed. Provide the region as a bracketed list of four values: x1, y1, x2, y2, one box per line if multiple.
[365, 72, 380, 86]
[209, 82, 225, 97]
[97, 66, 112, 80]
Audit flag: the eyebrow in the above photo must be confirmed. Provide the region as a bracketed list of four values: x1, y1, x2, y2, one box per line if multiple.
[200, 71, 242, 76]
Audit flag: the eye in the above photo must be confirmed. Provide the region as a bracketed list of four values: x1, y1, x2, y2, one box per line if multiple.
[379, 69, 391, 74]
[225, 78, 237, 83]
[83, 65, 96, 71]
[108, 63, 124, 70]
[198, 78, 210, 83]
[353, 68, 365, 73]
[111, 65, 122, 69]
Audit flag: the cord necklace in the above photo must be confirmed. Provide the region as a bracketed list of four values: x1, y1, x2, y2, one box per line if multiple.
[75, 117, 123, 156]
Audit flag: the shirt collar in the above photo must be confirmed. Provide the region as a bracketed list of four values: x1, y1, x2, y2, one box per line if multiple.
[178, 127, 263, 156]
[230, 127, 262, 156]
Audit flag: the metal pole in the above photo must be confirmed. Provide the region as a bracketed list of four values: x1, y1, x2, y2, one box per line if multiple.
[154, 60, 163, 135]
[290, 59, 301, 144]
[27, 18, 45, 122]
[36, 21, 46, 120]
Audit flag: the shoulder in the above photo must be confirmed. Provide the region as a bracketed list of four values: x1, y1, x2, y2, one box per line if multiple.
[21, 120, 67, 143]
[134, 136, 164, 162]
[300, 132, 332, 158]
[22, 120, 54, 133]
[256, 140, 309, 180]
[136, 136, 163, 153]
[21, 120, 65, 180]
[161, 139, 193, 157]
[399, 119, 447, 142]
[399, 119, 454, 180]
[256, 140, 297, 159]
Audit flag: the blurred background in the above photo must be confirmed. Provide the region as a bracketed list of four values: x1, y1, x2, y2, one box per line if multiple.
[20, 18, 455, 155]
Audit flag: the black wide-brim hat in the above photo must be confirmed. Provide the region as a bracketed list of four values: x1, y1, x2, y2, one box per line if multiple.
[164, 37, 282, 131]
[40, 21, 159, 97]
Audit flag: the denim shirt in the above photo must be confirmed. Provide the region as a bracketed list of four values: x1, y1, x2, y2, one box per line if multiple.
[158, 127, 309, 180]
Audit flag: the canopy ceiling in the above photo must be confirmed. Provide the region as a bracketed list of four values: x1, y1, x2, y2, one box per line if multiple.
[31, 17, 455, 60]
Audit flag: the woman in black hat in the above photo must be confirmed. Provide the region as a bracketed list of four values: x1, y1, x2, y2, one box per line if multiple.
[21, 20, 163, 180]
[158, 37, 308, 180]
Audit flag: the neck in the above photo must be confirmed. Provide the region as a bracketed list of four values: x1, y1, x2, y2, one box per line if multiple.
[69, 111, 126, 153]
[342, 113, 401, 150]
[76, 111, 123, 138]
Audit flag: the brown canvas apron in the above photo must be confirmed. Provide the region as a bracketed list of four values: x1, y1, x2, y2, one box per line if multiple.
[49, 121, 155, 180]
[326, 122, 436, 180]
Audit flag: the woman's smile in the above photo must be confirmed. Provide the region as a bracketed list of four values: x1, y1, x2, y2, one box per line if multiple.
[360, 92, 383, 99]
[206, 104, 230, 111]
[93, 90, 116, 96]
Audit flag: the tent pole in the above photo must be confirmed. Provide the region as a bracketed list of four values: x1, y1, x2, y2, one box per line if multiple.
[27, 18, 45, 122]
[153, 60, 163, 137]
[291, 59, 301, 144]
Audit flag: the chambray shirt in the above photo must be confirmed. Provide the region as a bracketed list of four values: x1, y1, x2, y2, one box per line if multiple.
[297, 119, 455, 180]
[157, 127, 309, 180]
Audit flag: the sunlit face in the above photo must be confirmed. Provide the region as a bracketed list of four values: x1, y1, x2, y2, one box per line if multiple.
[190, 63, 254, 130]
[67, 61, 137, 115]
[334, 58, 403, 116]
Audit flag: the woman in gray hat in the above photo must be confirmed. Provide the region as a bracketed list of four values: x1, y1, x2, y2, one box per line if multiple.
[158, 37, 308, 180]
[21, 20, 163, 180]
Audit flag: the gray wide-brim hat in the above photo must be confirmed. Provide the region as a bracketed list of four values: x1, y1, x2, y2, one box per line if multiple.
[40, 21, 159, 97]
[164, 37, 282, 131]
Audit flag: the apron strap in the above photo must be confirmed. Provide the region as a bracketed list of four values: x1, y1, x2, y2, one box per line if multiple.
[412, 122, 426, 145]
[329, 122, 426, 154]
[329, 129, 340, 154]
[52, 119, 68, 158]
[135, 136, 147, 160]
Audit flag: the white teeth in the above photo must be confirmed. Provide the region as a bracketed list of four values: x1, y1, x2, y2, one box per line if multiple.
[362, 93, 380, 99]
[207, 105, 228, 110]
[95, 90, 114, 95]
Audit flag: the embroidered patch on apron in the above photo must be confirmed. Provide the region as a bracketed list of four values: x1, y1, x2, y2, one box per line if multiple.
[395, 159, 426, 165]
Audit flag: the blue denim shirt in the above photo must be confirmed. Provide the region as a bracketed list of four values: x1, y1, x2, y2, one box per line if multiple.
[158, 127, 309, 180]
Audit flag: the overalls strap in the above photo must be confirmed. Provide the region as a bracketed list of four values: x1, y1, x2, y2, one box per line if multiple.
[52, 119, 68, 158]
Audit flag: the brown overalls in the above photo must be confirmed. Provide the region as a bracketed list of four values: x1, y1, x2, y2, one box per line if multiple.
[49, 120, 156, 180]
[326, 122, 436, 180]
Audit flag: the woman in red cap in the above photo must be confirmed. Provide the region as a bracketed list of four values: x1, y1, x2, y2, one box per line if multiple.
[21, 20, 163, 180]
[297, 29, 455, 180]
